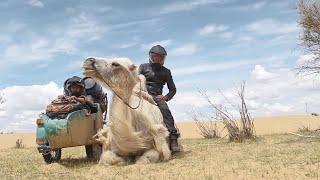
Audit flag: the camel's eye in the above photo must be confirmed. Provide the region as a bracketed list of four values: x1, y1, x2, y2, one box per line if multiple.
[112, 62, 120, 68]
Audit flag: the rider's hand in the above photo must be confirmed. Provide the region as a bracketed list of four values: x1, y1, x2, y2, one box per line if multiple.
[69, 96, 76, 100]
[58, 95, 65, 99]
[156, 95, 168, 101]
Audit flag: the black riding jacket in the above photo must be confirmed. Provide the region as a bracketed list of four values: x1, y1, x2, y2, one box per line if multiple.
[138, 62, 176, 101]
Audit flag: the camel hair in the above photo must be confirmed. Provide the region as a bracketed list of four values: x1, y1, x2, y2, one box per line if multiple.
[83, 57, 173, 165]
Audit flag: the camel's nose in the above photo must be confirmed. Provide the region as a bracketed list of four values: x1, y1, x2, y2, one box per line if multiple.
[83, 57, 96, 68]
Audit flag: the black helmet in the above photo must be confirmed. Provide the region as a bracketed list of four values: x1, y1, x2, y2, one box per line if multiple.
[149, 45, 167, 56]
[66, 76, 84, 89]
[64, 76, 85, 97]
[149, 45, 167, 65]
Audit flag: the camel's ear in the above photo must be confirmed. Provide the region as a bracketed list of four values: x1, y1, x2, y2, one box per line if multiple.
[129, 64, 137, 71]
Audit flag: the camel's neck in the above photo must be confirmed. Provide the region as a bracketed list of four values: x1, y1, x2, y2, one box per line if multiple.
[112, 85, 134, 101]
[109, 92, 135, 137]
[108, 90, 148, 154]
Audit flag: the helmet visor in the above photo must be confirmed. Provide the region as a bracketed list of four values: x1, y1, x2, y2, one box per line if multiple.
[150, 53, 166, 64]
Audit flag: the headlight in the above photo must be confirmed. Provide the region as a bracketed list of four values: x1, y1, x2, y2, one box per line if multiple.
[36, 118, 44, 126]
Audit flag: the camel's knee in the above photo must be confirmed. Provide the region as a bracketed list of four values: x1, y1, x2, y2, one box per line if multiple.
[135, 149, 160, 164]
[153, 136, 171, 161]
[161, 144, 171, 161]
[152, 125, 171, 161]
[99, 151, 125, 166]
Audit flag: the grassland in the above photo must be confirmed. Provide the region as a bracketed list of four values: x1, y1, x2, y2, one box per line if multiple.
[1, 133, 320, 180]
[1, 115, 319, 149]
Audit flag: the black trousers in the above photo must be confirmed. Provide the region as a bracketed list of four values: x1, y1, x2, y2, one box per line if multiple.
[152, 96, 180, 139]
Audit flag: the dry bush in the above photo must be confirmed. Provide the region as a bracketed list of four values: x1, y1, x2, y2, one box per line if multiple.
[298, 124, 312, 133]
[238, 83, 255, 139]
[192, 111, 221, 139]
[297, 0, 320, 75]
[15, 139, 24, 149]
[199, 82, 255, 142]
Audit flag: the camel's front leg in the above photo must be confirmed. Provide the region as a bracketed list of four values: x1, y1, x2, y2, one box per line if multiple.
[135, 149, 160, 164]
[152, 125, 172, 161]
[99, 150, 125, 166]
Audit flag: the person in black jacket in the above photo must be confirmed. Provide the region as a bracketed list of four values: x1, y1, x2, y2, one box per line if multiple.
[138, 45, 180, 153]
[63, 76, 98, 113]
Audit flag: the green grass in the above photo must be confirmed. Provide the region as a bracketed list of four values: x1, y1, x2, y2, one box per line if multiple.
[1, 134, 320, 180]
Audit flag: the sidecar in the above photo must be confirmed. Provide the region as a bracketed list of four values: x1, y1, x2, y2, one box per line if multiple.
[35, 104, 103, 164]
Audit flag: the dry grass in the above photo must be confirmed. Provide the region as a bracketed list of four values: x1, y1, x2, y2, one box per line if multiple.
[1, 115, 319, 148]
[15, 139, 24, 149]
[0, 134, 320, 179]
[192, 112, 221, 139]
[298, 124, 313, 133]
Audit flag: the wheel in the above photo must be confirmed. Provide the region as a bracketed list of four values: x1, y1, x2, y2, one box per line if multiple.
[85, 144, 102, 160]
[85, 145, 94, 159]
[42, 149, 61, 164]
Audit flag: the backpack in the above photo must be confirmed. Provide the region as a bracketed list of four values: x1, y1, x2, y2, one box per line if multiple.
[82, 77, 105, 103]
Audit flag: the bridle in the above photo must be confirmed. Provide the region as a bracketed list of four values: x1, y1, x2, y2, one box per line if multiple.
[91, 62, 142, 110]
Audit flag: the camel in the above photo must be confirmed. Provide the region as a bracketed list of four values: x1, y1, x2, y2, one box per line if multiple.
[83, 57, 172, 165]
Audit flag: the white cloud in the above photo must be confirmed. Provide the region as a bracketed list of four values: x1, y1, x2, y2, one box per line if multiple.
[117, 43, 138, 49]
[198, 24, 228, 36]
[251, 65, 277, 81]
[1, 13, 104, 64]
[219, 32, 234, 39]
[252, 1, 267, 9]
[171, 92, 208, 107]
[28, 0, 44, 7]
[172, 56, 278, 76]
[0, 82, 62, 132]
[160, 0, 223, 14]
[108, 18, 161, 31]
[65, 13, 106, 41]
[3, 37, 77, 64]
[96, 6, 113, 13]
[233, 1, 267, 11]
[169, 63, 320, 120]
[245, 66, 320, 114]
[1, 14, 160, 66]
[261, 103, 292, 113]
[296, 54, 317, 66]
[172, 43, 198, 56]
[141, 39, 173, 50]
[245, 19, 298, 35]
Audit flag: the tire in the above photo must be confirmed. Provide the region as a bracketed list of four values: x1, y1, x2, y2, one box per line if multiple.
[42, 149, 61, 164]
[85, 144, 102, 160]
[85, 145, 94, 159]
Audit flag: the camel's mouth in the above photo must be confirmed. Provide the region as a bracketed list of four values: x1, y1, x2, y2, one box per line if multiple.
[83, 68, 111, 90]
[82, 65, 97, 77]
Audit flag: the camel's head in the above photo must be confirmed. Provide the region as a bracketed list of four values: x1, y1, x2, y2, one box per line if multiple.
[83, 57, 139, 96]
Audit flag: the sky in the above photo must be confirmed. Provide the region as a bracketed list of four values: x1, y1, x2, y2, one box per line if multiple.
[0, 0, 319, 132]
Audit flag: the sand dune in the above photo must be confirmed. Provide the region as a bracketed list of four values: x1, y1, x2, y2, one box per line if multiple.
[0, 115, 319, 149]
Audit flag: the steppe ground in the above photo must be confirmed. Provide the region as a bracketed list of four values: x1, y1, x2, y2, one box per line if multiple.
[0, 115, 320, 179]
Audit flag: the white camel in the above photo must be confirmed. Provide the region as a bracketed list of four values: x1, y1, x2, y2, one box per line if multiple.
[83, 57, 172, 165]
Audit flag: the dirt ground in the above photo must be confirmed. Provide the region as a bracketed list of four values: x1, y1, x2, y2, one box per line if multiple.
[1, 115, 318, 149]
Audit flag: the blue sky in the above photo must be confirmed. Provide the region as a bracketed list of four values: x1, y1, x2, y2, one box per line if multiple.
[0, 0, 319, 132]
